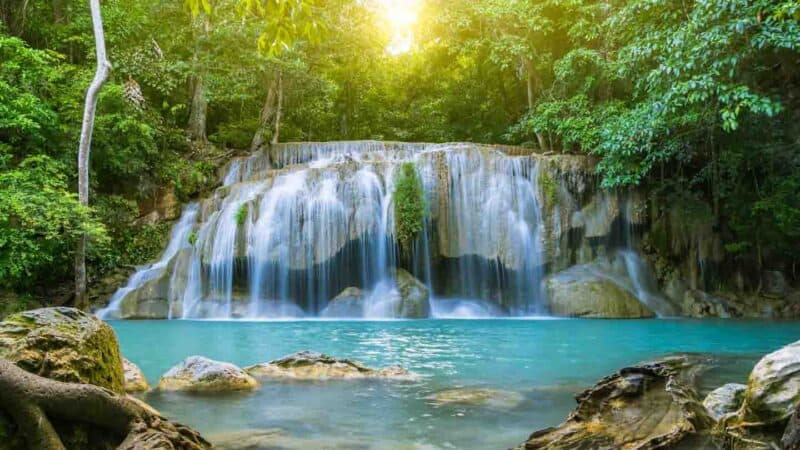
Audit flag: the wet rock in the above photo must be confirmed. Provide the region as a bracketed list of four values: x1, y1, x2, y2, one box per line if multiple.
[391, 268, 430, 318]
[782, 404, 800, 450]
[0, 307, 125, 393]
[682, 290, 739, 318]
[158, 356, 258, 392]
[736, 340, 800, 425]
[123, 357, 149, 392]
[544, 267, 655, 319]
[517, 356, 712, 449]
[320, 287, 364, 318]
[762, 271, 789, 299]
[703, 383, 746, 420]
[209, 428, 374, 450]
[426, 387, 524, 409]
[244, 350, 416, 381]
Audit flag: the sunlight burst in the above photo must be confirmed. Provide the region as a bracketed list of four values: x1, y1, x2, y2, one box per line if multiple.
[379, 0, 422, 55]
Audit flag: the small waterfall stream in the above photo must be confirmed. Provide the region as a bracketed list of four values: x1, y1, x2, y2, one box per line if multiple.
[99, 141, 670, 320]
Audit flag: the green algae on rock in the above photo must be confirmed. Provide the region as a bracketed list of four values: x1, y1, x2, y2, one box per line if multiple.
[0, 306, 124, 394]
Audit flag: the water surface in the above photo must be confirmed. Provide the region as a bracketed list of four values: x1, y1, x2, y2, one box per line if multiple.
[113, 319, 800, 449]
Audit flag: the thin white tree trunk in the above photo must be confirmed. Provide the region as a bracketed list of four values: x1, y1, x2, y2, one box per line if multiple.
[75, 0, 111, 310]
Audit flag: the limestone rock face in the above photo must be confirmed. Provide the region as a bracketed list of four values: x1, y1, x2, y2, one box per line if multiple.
[517, 356, 712, 450]
[244, 351, 415, 381]
[392, 268, 431, 318]
[703, 383, 746, 420]
[544, 268, 655, 319]
[738, 340, 800, 425]
[320, 287, 364, 318]
[158, 356, 258, 392]
[123, 358, 149, 392]
[0, 307, 125, 394]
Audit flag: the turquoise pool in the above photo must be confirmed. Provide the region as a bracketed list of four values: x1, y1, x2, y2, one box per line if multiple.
[112, 319, 800, 449]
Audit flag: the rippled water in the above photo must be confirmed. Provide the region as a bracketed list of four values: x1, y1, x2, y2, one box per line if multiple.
[112, 319, 800, 449]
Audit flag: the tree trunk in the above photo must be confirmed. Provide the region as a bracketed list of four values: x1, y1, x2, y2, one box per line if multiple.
[250, 78, 277, 151]
[271, 71, 283, 145]
[525, 58, 549, 152]
[0, 360, 209, 450]
[75, 0, 111, 311]
[187, 74, 208, 143]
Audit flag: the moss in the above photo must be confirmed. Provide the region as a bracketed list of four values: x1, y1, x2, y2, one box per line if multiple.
[187, 231, 197, 245]
[393, 163, 426, 251]
[538, 170, 558, 209]
[236, 204, 249, 226]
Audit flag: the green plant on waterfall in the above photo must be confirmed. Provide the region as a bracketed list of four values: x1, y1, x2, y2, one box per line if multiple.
[393, 163, 426, 252]
[236, 204, 249, 226]
[187, 231, 198, 246]
[538, 171, 558, 210]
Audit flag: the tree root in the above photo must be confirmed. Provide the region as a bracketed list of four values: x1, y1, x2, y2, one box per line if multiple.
[0, 359, 210, 450]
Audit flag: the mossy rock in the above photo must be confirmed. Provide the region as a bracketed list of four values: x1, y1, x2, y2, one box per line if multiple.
[735, 340, 800, 426]
[544, 269, 655, 319]
[0, 307, 125, 394]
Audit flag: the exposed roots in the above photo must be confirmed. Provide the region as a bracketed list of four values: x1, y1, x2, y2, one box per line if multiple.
[0, 359, 210, 450]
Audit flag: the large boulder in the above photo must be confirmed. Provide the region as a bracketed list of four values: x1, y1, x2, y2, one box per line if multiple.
[544, 268, 655, 319]
[321, 287, 364, 318]
[244, 350, 415, 381]
[737, 340, 800, 425]
[158, 356, 258, 392]
[123, 358, 149, 392]
[517, 356, 712, 449]
[391, 268, 430, 318]
[703, 383, 746, 421]
[0, 307, 124, 394]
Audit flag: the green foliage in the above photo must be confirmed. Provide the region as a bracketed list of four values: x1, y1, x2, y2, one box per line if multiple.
[236, 204, 249, 225]
[187, 231, 198, 246]
[0, 155, 107, 289]
[393, 163, 426, 250]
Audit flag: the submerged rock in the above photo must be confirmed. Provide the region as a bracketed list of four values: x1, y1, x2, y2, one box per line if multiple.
[392, 268, 430, 318]
[544, 268, 655, 319]
[123, 357, 149, 392]
[736, 340, 800, 425]
[321, 287, 364, 318]
[426, 387, 524, 409]
[703, 383, 746, 421]
[244, 350, 416, 381]
[517, 356, 712, 449]
[158, 356, 258, 392]
[0, 307, 125, 393]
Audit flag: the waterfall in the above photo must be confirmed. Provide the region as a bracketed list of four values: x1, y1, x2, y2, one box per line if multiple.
[99, 141, 670, 320]
[96, 204, 199, 319]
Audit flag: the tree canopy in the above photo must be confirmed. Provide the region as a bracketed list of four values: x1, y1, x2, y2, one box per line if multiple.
[0, 0, 798, 298]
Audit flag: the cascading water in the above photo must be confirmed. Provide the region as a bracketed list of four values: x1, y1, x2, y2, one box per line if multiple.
[98, 141, 671, 320]
[97, 204, 199, 319]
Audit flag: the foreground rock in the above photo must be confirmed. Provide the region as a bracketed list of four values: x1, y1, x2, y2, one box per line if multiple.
[158, 356, 258, 392]
[321, 287, 365, 318]
[0, 307, 125, 393]
[123, 358, 149, 392]
[703, 383, 746, 421]
[544, 267, 655, 318]
[736, 340, 800, 426]
[245, 350, 416, 381]
[426, 387, 524, 409]
[517, 356, 711, 449]
[0, 307, 209, 450]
